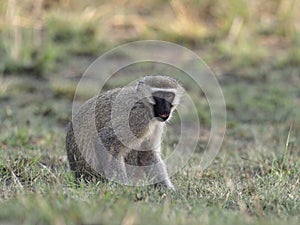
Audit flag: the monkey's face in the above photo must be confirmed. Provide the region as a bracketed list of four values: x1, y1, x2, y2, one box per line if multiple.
[152, 91, 175, 121]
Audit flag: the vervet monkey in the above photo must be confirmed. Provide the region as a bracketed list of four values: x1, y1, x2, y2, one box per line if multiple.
[66, 75, 184, 190]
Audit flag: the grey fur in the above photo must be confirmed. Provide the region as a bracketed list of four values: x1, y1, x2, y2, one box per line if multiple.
[65, 75, 184, 190]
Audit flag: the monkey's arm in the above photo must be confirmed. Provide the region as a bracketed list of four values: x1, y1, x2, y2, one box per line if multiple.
[128, 102, 154, 138]
[136, 151, 175, 191]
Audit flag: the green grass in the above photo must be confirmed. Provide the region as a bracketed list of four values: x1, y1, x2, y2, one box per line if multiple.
[0, 58, 299, 224]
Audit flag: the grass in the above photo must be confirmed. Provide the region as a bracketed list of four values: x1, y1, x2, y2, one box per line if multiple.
[0, 57, 299, 224]
[0, 0, 300, 224]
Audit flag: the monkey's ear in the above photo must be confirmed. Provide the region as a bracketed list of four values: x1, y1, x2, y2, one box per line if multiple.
[136, 81, 146, 92]
[136, 81, 155, 104]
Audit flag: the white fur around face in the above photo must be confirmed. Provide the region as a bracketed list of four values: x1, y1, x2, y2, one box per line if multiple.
[150, 87, 182, 106]
[140, 120, 164, 152]
[150, 88, 177, 93]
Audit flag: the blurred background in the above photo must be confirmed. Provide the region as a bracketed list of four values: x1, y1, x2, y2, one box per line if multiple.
[0, 0, 299, 75]
[0, 0, 299, 134]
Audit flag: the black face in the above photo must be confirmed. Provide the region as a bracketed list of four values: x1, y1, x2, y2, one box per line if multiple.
[152, 91, 175, 121]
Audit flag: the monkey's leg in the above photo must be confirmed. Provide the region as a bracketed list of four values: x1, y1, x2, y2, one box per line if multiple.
[96, 128, 128, 184]
[137, 151, 175, 191]
[66, 123, 101, 182]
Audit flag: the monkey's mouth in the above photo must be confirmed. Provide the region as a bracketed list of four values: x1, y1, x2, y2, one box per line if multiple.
[157, 113, 170, 121]
[159, 113, 169, 118]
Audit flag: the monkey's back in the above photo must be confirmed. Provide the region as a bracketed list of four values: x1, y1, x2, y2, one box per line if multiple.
[66, 88, 121, 181]
[65, 87, 153, 181]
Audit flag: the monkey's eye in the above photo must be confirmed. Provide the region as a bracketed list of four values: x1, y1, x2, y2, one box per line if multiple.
[165, 93, 175, 102]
